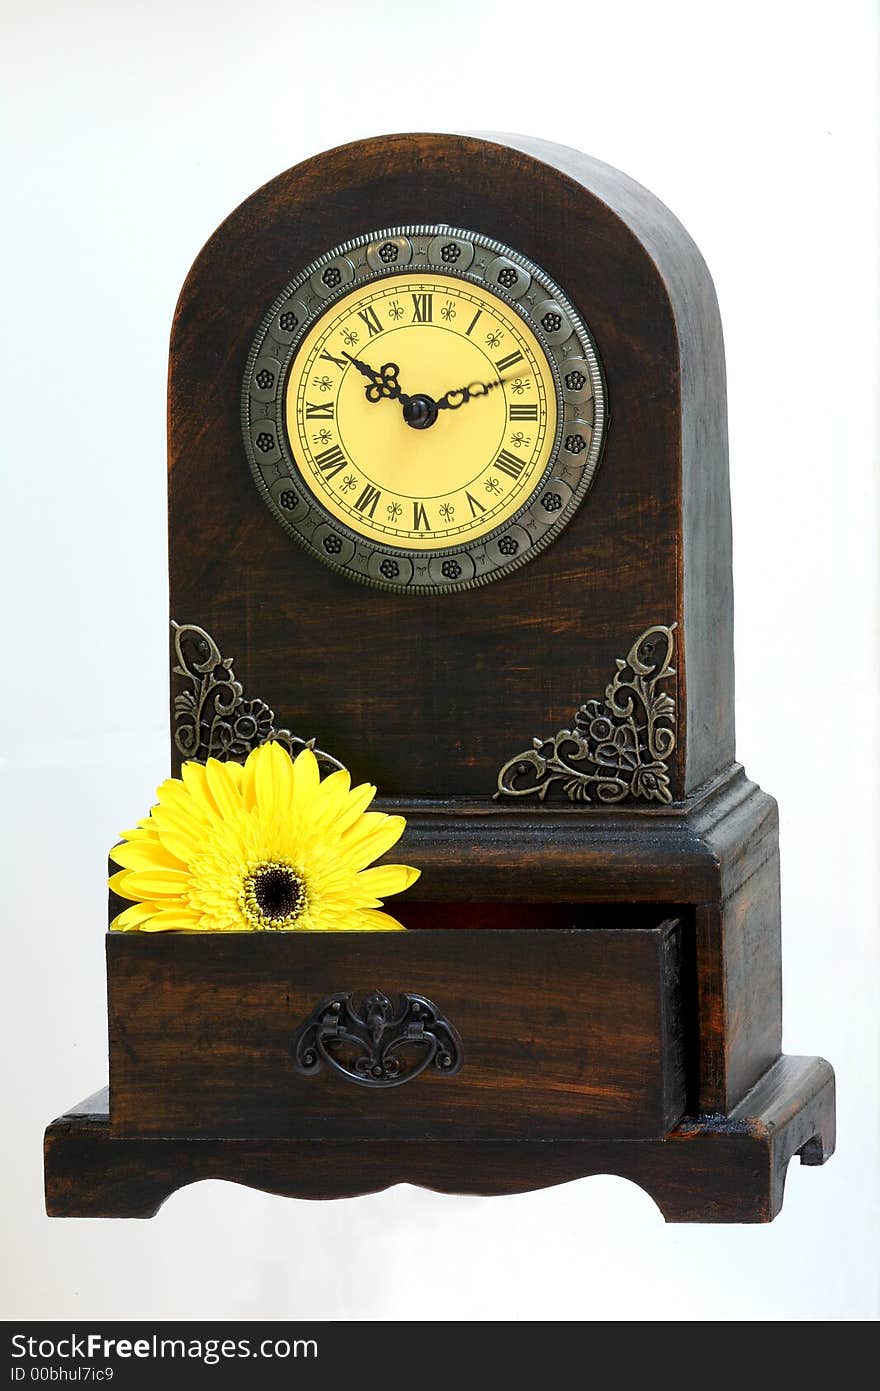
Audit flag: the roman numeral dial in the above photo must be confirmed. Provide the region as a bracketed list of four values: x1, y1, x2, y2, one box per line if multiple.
[246, 224, 607, 590]
[282, 268, 567, 553]
[243, 216, 609, 593]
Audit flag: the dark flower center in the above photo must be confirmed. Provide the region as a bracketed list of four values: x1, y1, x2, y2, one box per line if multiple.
[255, 867, 302, 918]
[240, 862, 307, 929]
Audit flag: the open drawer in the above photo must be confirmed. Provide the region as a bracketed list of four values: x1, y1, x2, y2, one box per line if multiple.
[107, 917, 687, 1140]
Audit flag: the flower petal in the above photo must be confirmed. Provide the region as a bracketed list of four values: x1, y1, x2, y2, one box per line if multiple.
[110, 901, 160, 931]
[119, 867, 190, 898]
[351, 909, 407, 931]
[149, 800, 210, 845]
[108, 868, 136, 898]
[354, 864, 421, 898]
[222, 759, 244, 788]
[338, 814, 408, 868]
[291, 746, 320, 804]
[319, 766, 351, 799]
[154, 778, 210, 823]
[109, 839, 187, 872]
[309, 767, 353, 827]
[152, 828, 201, 866]
[240, 749, 259, 810]
[204, 757, 245, 822]
[333, 781, 378, 833]
[255, 741, 296, 820]
[138, 908, 203, 932]
[180, 759, 213, 810]
[118, 820, 159, 841]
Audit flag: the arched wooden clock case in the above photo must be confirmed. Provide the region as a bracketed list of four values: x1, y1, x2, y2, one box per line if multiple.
[45, 134, 834, 1223]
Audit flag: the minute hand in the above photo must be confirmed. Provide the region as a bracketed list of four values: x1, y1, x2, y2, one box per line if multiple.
[435, 378, 506, 411]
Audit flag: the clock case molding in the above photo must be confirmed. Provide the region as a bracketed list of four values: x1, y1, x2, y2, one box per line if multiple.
[44, 134, 834, 1223]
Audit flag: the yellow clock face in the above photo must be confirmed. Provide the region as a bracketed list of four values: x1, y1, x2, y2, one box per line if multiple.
[285, 273, 558, 550]
[244, 227, 606, 592]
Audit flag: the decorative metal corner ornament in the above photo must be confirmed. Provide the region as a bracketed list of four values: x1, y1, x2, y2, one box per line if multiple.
[171, 621, 344, 772]
[292, 990, 464, 1089]
[494, 623, 678, 805]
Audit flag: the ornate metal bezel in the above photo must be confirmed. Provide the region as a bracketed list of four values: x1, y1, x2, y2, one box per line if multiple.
[242, 225, 607, 594]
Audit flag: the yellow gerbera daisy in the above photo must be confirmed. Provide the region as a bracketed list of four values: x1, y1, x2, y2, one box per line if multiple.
[108, 742, 419, 932]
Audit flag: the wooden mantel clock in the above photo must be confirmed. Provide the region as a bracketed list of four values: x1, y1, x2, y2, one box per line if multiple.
[45, 133, 835, 1222]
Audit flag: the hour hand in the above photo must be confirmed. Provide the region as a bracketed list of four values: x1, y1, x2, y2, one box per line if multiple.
[435, 377, 505, 411]
[343, 352, 409, 405]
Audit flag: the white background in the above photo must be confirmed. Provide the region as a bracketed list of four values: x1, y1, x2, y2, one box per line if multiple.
[2, 0, 877, 1321]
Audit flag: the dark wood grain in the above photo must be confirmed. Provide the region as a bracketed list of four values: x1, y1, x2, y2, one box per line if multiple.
[163, 134, 780, 1123]
[383, 764, 765, 903]
[44, 1057, 835, 1222]
[107, 923, 686, 1140]
[167, 132, 732, 799]
[501, 136, 734, 797]
[381, 767, 782, 1113]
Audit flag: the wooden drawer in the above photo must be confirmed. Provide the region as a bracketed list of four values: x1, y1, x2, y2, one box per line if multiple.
[107, 921, 686, 1139]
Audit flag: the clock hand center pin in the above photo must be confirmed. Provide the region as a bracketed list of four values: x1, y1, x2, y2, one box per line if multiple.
[402, 394, 439, 430]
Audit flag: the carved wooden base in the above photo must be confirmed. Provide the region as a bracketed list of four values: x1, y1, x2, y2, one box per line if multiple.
[45, 1055, 833, 1223]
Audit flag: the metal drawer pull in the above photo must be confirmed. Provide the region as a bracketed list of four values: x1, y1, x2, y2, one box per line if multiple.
[292, 989, 463, 1089]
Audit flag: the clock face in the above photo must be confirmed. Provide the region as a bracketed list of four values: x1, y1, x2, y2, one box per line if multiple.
[243, 227, 606, 592]
[287, 272, 558, 552]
